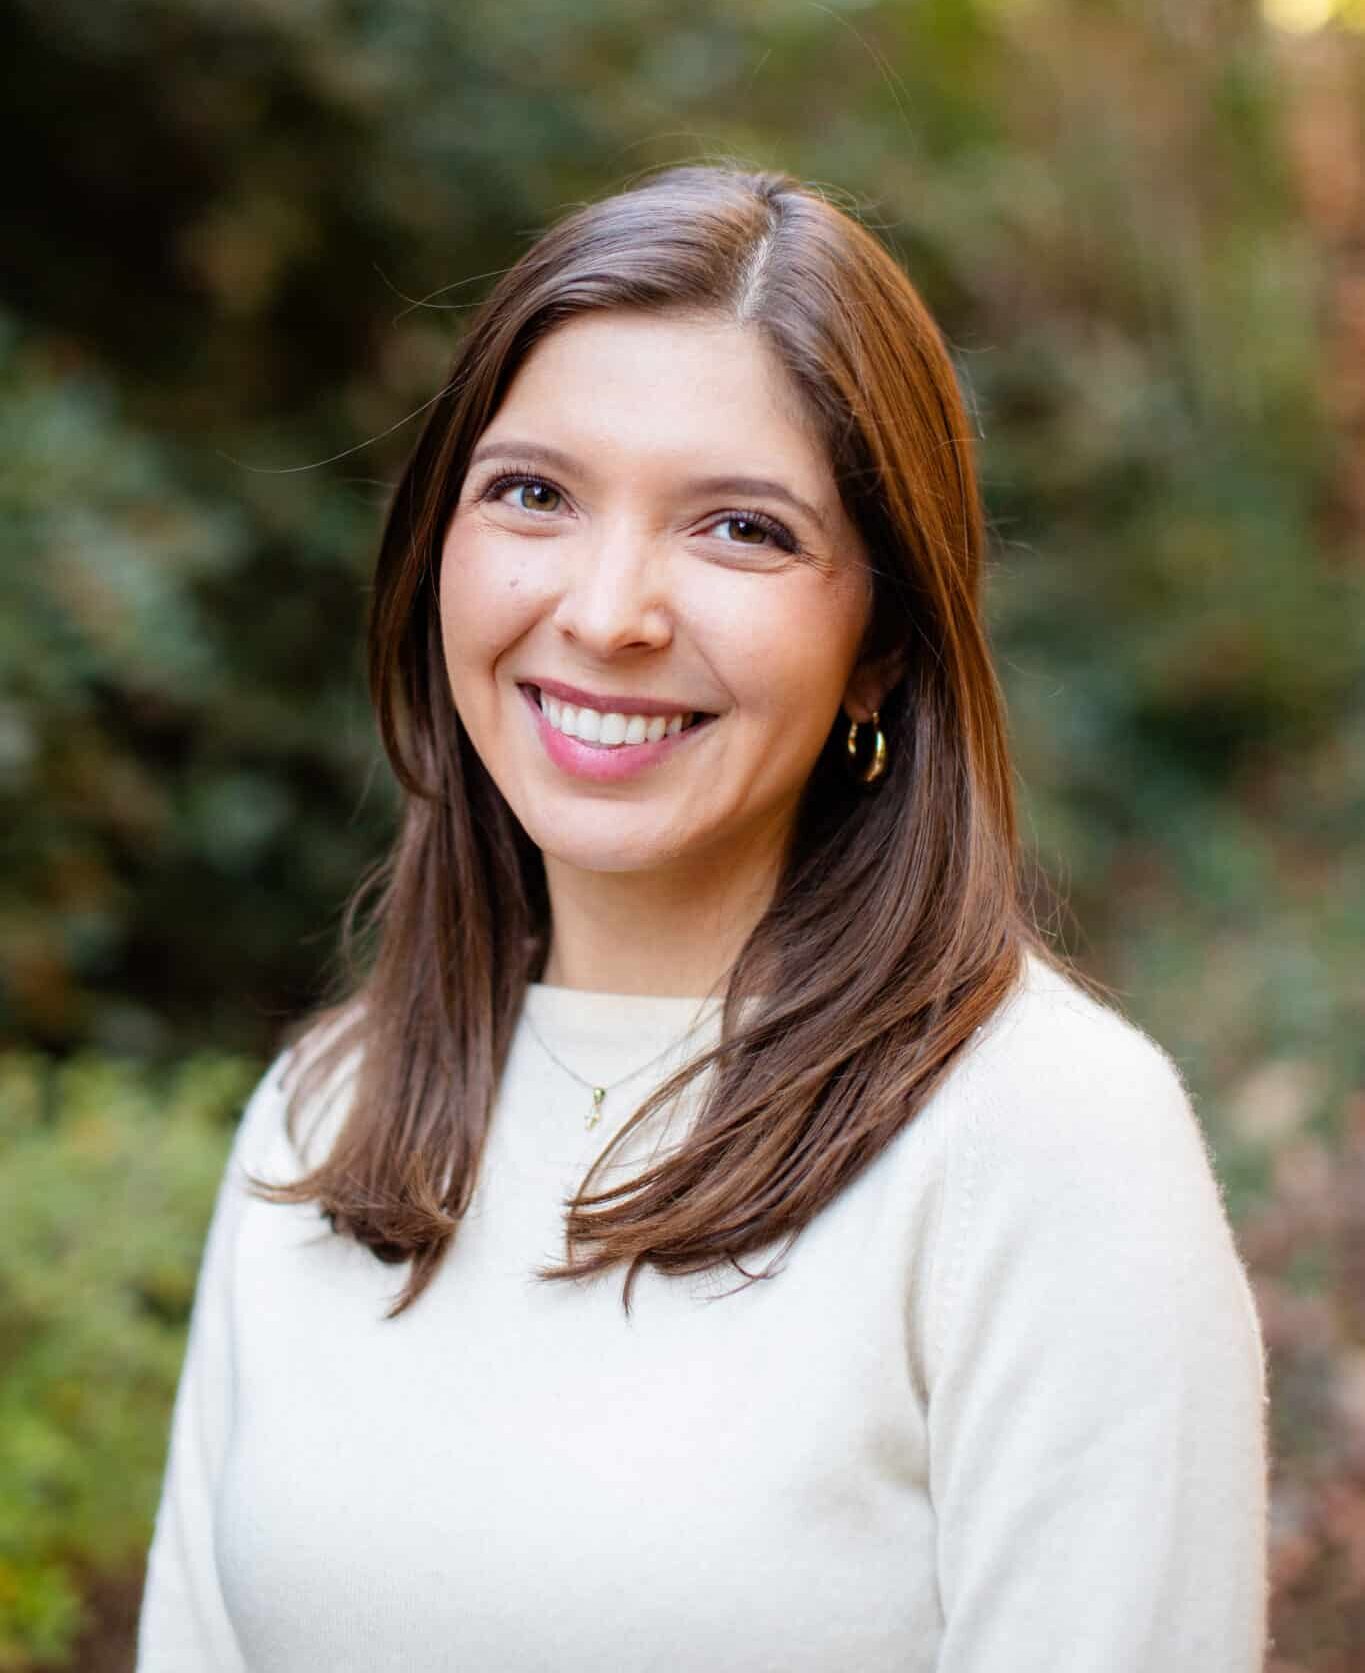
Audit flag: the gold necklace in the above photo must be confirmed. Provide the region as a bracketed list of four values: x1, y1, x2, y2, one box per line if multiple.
[521, 1002, 713, 1131]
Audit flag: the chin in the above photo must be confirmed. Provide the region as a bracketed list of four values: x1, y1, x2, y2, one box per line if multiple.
[527, 816, 698, 877]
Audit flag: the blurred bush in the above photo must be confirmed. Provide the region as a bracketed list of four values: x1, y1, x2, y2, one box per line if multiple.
[0, 1050, 257, 1670]
[0, 302, 395, 1059]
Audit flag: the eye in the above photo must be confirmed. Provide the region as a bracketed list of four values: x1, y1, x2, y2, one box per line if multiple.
[493, 475, 562, 514]
[709, 512, 799, 554]
[475, 469, 566, 516]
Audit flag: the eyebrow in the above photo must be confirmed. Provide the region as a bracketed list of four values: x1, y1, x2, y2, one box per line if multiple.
[466, 437, 829, 535]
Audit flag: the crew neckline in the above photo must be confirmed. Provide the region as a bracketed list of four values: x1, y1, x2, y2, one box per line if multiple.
[527, 981, 719, 1004]
[519, 981, 727, 1062]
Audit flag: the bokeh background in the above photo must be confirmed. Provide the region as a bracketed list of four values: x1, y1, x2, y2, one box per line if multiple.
[2, 0, 1363, 1666]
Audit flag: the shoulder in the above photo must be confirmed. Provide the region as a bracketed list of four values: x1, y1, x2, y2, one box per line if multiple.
[925, 947, 1239, 1324]
[232, 1004, 367, 1181]
[977, 948, 1187, 1082]
[956, 948, 1208, 1174]
[928, 949, 1244, 1326]
[924, 950, 1266, 1424]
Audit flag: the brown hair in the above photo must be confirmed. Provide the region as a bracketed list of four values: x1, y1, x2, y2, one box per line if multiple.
[252, 161, 1090, 1317]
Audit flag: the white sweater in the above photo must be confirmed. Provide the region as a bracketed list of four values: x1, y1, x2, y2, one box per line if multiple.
[136, 951, 1269, 1671]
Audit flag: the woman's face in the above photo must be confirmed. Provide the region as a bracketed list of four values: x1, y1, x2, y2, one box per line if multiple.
[439, 309, 882, 884]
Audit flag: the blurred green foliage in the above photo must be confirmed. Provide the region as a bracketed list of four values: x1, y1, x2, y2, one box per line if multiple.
[0, 1051, 257, 1669]
[2, 0, 1362, 1665]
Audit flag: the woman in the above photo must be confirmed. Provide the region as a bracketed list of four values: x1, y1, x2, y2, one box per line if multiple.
[137, 164, 1269, 1671]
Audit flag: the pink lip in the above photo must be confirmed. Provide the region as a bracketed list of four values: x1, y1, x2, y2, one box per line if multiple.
[518, 683, 715, 784]
[527, 675, 712, 718]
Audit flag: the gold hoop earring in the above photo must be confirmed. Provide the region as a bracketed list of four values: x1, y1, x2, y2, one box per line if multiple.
[845, 708, 888, 785]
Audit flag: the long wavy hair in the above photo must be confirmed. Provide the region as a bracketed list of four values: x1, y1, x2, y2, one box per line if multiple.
[251, 161, 1091, 1318]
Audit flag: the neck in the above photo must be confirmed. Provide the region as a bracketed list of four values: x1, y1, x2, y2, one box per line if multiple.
[539, 845, 782, 997]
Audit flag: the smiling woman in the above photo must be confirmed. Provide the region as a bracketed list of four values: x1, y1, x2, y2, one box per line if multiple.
[136, 164, 1268, 1672]
[439, 310, 882, 911]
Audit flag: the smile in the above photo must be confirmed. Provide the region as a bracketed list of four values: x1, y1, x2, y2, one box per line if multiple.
[517, 684, 717, 783]
[537, 687, 698, 747]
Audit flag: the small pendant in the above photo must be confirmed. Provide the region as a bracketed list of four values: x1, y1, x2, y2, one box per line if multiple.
[586, 1086, 606, 1130]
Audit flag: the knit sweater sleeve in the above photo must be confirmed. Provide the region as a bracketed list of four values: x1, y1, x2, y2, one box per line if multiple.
[135, 1048, 295, 1673]
[924, 994, 1270, 1671]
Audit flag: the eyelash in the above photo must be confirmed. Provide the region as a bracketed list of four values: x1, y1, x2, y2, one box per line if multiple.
[474, 467, 803, 556]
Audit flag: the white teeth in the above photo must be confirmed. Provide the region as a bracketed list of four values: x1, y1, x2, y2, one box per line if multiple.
[536, 688, 696, 749]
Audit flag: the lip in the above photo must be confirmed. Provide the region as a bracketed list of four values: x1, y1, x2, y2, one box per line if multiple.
[525, 675, 713, 719]
[518, 683, 716, 784]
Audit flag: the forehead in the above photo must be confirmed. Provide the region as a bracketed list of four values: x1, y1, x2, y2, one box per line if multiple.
[489, 311, 832, 483]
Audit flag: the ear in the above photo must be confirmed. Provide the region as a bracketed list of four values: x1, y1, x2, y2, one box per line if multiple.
[841, 647, 906, 725]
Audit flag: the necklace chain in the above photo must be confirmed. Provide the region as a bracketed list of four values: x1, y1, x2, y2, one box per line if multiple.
[521, 999, 714, 1131]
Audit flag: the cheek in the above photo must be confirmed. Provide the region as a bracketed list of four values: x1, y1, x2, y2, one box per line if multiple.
[438, 535, 542, 684]
[703, 577, 866, 721]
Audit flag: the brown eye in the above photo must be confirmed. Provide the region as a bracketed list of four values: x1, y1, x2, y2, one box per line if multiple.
[512, 481, 561, 513]
[710, 511, 797, 554]
[722, 517, 770, 545]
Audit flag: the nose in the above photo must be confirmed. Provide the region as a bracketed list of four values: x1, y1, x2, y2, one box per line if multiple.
[549, 519, 673, 657]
